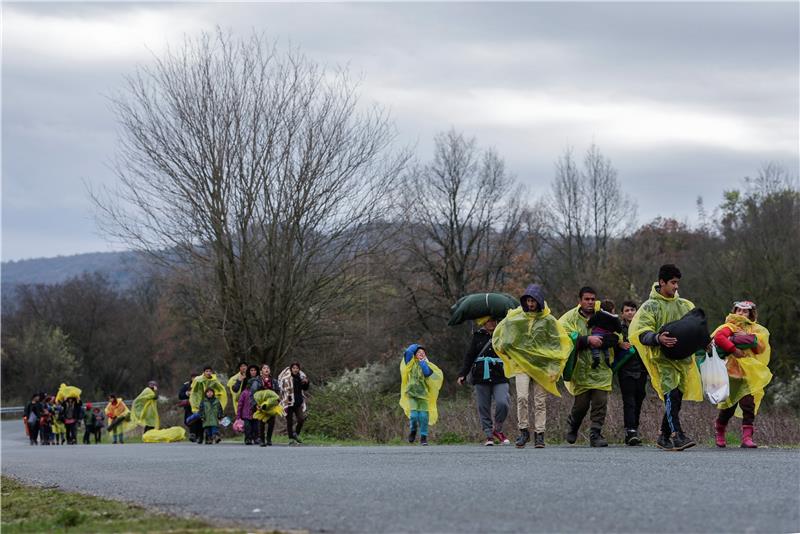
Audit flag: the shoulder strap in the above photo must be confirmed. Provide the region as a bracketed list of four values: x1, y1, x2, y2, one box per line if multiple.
[473, 339, 494, 362]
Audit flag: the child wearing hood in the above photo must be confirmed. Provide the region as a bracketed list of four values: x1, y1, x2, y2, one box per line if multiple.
[200, 387, 224, 444]
[399, 344, 443, 446]
[587, 299, 623, 369]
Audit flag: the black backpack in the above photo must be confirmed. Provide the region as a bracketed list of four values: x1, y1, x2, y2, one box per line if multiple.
[658, 308, 711, 360]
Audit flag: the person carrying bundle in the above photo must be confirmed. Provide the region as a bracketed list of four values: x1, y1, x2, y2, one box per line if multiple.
[105, 395, 131, 444]
[629, 264, 704, 451]
[711, 300, 772, 448]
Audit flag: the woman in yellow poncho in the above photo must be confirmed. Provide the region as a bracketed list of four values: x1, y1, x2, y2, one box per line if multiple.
[711, 300, 772, 448]
[629, 264, 703, 451]
[492, 284, 572, 448]
[131, 381, 160, 432]
[399, 344, 443, 446]
[227, 361, 249, 417]
[190, 366, 228, 413]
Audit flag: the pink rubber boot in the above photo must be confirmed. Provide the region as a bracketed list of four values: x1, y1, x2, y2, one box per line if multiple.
[741, 424, 757, 448]
[714, 420, 727, 448]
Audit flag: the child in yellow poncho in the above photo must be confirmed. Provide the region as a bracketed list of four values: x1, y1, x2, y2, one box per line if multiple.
[712, 301, 772, 448]
[400, 344, 443, 446]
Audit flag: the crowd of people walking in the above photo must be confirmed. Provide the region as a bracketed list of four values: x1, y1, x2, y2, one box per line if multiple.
[22, 264, 772, 451]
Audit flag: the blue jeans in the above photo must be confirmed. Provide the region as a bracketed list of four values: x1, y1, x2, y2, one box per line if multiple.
[409, 410, 429, 437]
[204, 426, 219, 443]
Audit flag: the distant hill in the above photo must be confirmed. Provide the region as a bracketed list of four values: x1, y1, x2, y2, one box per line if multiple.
[1, 251, 154, 293]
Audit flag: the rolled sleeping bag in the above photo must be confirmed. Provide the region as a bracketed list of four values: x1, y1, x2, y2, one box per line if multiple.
[448, 293, 519, 326]
[658, 308, 711, 360]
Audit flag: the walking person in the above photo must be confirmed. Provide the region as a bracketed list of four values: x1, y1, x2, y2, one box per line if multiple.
[105, 395, 130, 444]
[251, 364, 281, 447]
[630, 264, 703, 451]
[279, 363, 310, 444]
[559, 287, 613, 447]
[61, 397, 82, 445]
[492, 284, 572, 449]
[228, 361, 249, 417]
[199, 388, 224, 444]
[400, 344, 444, 446]
[82, 402, 96, 444]
[237, 365, 260, 445]
[132, 381, 160, 433]
[457, 317, 510, 446]
[616, 301, 647, 445]
[178, 372, 202, 442]
[24, 394, 42, 446]
[712, 300, 772, 448]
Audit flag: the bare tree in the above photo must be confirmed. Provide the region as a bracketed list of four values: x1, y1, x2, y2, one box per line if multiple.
[93, 30, 407, 368]
[398, 129, 524, 327]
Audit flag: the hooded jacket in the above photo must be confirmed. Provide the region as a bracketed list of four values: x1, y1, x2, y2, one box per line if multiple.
[459, 328, 507, 385]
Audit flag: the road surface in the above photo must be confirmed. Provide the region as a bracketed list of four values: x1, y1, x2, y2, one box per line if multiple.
[2, 421, 798, 533]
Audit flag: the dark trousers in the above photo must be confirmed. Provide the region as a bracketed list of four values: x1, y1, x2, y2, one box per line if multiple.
[65, 423, 77, 444]
[83, 427, 94, 444]
[619, 374, 647, 430]
[258, 417, 275, 444]
[661, 388, 684, 435]
[189, 419, 203, 441]
[474, 382, 509, 437]
[244, 419, 258, 442]
[717, 394, 756, 426]
[569, 389, 608, 431]
[28, 422, 39, 444]
[143, 426, 154, 434]
[204, 426, 219, 442]
[93, 429, 102, 443]
[286, 406, 306, 437]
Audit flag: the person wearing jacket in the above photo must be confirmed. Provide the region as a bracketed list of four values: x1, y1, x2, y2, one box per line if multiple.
[399, 344, 444, 446]
[105, 395, 130, 444]
[199, 388, 224, 444]
[712, 300, 772, 448]
[559, 287, 612, 447]
[178, 372, 202, 442]
[457, 317, 510, 446]
[279, 363, 310, 444]
[228, 361, 249, 417]
[82, 402, 96, 444]
[629, 264, 703, 451]
[237, 365, 260, 445]
[493, 284, 572, 449]
[23, 394, 42, 446]
[250, 364, 281, 447]
[616, 301, 647, 446]
[60, 397, 82, 445]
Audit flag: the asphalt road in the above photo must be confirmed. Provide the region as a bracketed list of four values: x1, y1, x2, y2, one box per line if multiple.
[2, 421, 799, 533]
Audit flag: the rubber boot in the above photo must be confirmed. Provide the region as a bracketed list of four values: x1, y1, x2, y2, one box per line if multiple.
[741, 424, 757, 448]
[589, 429, 608, 447]
[714, 420, 727, 448]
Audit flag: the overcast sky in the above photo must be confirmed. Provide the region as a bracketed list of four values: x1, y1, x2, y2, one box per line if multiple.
[3, 2, 798, 261]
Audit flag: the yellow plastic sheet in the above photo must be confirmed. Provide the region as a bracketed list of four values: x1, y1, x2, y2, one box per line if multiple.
[131, 387, 160, 429]
[629, 284, 703, 401]
[227, 374, 246, 416]
[493, 305, 572, 397]
[399, 350, 444, 426]
[253, 389, 285, 422]
[712, 314, 772, 416]
[142, 426, 186, 443]
[189, 374, 228, 413]
[55, 384, 82, 403]
[558, 304, 614, 396]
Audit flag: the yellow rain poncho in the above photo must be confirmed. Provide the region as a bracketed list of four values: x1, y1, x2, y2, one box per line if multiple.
[558, 305, 613, 396]
[55, 384, 81, 403]
[492, 305, 572, 396]
[142, 426, 186, 443]
[189, 374, 228, 413]
[399, 345, 444, 425]
[253, 389, 285, 422]
[227, 373, 247, 416]
[105, 398, 136, 434]
[131, 387, 160, 429]
[629, 284, 703, 401]
[712, 314, 772, 416]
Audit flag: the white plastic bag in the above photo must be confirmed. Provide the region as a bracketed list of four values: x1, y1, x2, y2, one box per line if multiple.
[699, 345, 730, 404]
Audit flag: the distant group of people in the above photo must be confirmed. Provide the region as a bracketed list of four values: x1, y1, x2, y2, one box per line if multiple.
[401, 263, 773, 450]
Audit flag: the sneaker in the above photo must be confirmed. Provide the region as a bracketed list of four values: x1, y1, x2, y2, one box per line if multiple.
[589, 430, 608, 447]
[533, 432, 545, 448]
[492, 430, 510, 445]
[420, 436, 428, 446]
[625, 429, 642, 446]
[515, 428, 531, 448]
[408, 429, 417, 443]
[484, 437, 494, 446]
[656, 433, 674, 450]
[671, 432, 696, 451]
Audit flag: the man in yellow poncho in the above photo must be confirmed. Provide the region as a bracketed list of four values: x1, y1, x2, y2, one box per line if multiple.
[190, 365, 228, 413]
[399, 344, 443, 446]
[629, 264, 703, 451]
[492, 284, 572, 449]
[131, 381, 160, 432]
[227, 361, 248, 417]
[711, 300, 772, 448]
[105, 394, 131, 444]
[558, 287, 613, 447]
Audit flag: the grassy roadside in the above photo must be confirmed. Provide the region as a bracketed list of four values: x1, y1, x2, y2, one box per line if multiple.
[0, 476, 288, 533]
